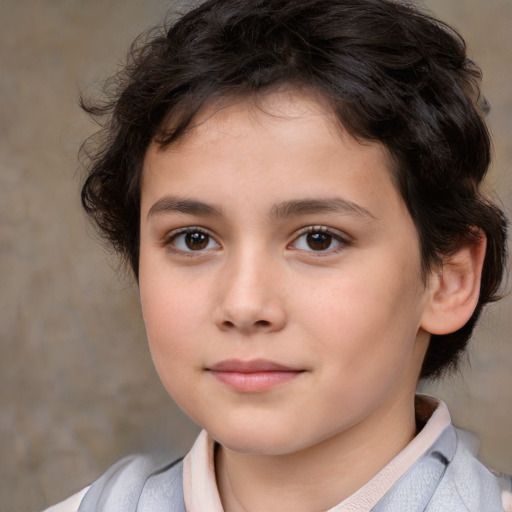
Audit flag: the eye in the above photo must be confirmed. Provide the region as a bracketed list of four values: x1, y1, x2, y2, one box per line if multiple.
[166, 228, 220, 253]
[290, 227, 349, 253]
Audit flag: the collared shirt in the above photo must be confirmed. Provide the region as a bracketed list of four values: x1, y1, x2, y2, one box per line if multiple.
[183, 394, 451, 512]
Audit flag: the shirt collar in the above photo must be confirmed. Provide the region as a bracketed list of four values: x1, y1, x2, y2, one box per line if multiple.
[183, 394, 451, 512]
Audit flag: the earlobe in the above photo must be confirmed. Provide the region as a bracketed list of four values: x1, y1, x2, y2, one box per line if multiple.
[421, 232, 487, 335]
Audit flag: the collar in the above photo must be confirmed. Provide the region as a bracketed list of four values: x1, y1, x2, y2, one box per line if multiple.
[183, 394, 451, 512]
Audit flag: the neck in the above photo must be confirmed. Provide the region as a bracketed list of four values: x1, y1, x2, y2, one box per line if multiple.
[215, 392, 418, 512]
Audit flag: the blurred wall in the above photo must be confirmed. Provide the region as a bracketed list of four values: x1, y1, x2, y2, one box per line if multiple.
[0, 1, 510, 511]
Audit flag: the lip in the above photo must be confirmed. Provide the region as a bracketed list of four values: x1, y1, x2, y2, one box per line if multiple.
[207, 359, 304, 393]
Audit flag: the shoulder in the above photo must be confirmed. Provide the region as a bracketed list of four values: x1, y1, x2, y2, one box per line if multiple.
[81, 454, 185, 512]
[43, 454, 185, 512]
[428, 427, 510, 512]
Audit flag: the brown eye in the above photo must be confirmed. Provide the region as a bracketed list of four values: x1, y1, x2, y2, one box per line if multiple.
[306, 232, 332, 251]
[168, 228, 220, 253]
[290, 227, 346, 253]
[185, 231, 209, 250]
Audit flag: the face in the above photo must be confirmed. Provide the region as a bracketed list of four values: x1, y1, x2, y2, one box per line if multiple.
[139, 90, 432, 456]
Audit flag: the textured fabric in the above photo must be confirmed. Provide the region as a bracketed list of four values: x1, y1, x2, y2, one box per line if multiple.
[76, 455, 185, 512]
[375, 426, 506, 511]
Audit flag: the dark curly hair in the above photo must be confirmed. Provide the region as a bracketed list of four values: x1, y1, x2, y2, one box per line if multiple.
[80, 0, 508, 379]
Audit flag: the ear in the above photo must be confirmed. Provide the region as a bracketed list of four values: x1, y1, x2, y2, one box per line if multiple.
[420, 232, 487, 335]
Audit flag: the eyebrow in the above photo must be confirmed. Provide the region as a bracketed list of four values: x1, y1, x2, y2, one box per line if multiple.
[147, 196, 223, 219]
[269, 198, 377, 220]
[147, 195, 376, 221]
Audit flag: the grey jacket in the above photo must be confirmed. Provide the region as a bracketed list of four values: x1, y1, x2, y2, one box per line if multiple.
[77, 424, 510, 511]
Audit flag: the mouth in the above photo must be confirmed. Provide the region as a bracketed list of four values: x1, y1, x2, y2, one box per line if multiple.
[207, 359, 305, 393]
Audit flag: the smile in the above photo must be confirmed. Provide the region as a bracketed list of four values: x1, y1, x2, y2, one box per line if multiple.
[207, 359, 305, 393]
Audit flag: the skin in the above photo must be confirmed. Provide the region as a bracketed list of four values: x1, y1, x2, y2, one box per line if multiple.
[138, 90, 437, 512]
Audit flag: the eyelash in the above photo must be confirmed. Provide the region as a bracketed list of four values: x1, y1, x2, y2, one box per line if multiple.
[162, 227, 220, 256]
[289, 226, 351, 255]
[161, 225, 351, 256]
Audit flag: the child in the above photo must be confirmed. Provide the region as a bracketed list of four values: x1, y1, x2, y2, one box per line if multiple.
[47, 0, 511, 510]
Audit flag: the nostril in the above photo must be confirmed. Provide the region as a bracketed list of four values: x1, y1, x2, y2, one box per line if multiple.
[255, 320, 271, 328]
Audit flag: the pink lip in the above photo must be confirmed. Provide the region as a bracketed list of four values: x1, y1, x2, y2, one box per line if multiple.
[207, 359, 304, 393]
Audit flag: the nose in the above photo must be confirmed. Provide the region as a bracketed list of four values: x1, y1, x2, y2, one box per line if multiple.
[213, 250, 287, 335]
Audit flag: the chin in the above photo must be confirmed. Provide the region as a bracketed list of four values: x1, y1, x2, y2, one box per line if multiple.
[210, 418, 335, 457]
[209, 422, 302, 456]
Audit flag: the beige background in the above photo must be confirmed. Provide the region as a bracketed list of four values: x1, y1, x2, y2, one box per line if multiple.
[0, 1, 510, 511]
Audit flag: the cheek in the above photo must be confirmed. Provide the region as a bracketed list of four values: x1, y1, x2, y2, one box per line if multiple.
[139, 271, 204, 368]
[299, 254, 426, 368]
[140, 283, 204, 414]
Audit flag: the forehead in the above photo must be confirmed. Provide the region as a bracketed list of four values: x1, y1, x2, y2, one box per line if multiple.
[141, 90, 402, 221]
[158, 88, 340, 148]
